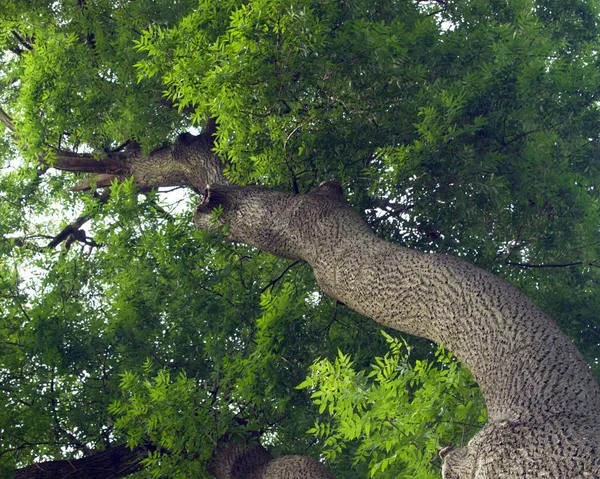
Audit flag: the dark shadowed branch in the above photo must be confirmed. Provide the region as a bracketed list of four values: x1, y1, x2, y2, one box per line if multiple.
[46, 189, 111, 249]
[14, 444, 147, 479]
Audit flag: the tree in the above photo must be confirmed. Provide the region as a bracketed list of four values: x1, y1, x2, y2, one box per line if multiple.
[1, 0, 599, 477]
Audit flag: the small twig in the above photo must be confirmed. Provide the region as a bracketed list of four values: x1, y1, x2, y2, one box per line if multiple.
[493, 126, 550, 153]
[259, 261, 301, 294]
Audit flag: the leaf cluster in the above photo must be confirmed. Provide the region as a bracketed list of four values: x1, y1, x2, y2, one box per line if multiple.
[298, 332, 485, 478]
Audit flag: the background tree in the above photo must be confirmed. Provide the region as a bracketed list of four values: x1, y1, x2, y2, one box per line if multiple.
[1, 0, 599, 477]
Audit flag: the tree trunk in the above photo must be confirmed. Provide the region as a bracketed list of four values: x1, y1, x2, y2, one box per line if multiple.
[42, 128, 600, 477]
[193, 183, 600, 477]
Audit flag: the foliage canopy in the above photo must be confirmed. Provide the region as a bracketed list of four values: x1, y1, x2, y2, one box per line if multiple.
[1, 0, 599, 477]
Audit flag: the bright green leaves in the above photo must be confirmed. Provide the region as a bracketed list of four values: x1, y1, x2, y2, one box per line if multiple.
[371, 0, 600, 296]
[299, 332, 486, 478]
[1, 0, 195, 156]
[133, 0, 436, 187]
[110, 367, 214, 478]
[17, 28, 105, 154]
[105, 253, 363, 476]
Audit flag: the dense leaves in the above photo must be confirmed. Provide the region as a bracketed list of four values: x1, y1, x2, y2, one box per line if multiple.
[1, 0, 599, 477]
[298, 333, 485, 478]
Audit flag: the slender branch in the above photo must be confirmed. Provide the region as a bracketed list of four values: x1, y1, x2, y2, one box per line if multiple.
[492, 126, 549, 152]
[505, 260, 600, 269]
[11, 30, 34, 51]
[259, 261, 301, 294]
[47, 189, 111, 248]
[0, 107, 15, 133]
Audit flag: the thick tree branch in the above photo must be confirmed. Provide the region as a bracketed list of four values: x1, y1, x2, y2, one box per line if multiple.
[1, 114, 223, 193]
[14, 444, 146, 479]
[193, 180, 600, 477]
[50, 121, 225, 193]
[52, 151, 131, 175]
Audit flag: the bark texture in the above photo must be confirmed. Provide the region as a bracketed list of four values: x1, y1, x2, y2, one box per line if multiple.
[208, 444, 335, 479]
[46, 129, 600, 478]
[52, 119, 226, 192]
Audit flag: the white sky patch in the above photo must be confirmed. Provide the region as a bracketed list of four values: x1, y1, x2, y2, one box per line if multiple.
[157, 186, 196, 215]
[305, 291, 322, 307]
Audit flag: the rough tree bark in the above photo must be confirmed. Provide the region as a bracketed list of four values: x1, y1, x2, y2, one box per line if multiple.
[208, 444, 335, 479]
[33, 124, 600, 477]
[51, 119, 226, 193]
